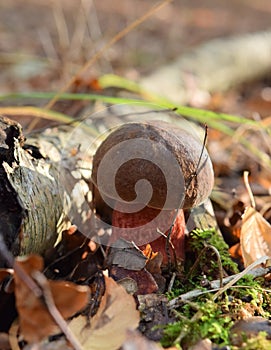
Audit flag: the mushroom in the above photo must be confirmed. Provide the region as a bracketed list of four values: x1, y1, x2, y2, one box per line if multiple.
[91, 120, 214, 265]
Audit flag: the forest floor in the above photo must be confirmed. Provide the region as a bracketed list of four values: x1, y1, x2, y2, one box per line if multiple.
[1, 1, 271, 349]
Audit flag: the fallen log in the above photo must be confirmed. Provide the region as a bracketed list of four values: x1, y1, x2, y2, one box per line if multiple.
[0, 116, 64, 266]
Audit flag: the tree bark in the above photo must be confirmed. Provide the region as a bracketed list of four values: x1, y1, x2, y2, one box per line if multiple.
[0, 116, 64, 265]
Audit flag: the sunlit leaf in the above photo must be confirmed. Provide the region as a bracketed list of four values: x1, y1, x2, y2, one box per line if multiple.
[69, 276, 139, 350]
[240, 207, 271, 267]
[122, 329, 163, 350]
[13, 255, 89, 343]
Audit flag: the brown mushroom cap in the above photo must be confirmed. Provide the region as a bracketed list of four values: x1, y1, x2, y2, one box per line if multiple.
[91, 121, 214, 218]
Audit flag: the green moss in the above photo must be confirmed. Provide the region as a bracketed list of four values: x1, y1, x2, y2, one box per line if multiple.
[161, 298, 233, 347]
[162, 285, 271, 348]
[233, 332, 271, 350]
[162, 228, 271, 348]
[188, 228, 239, 275]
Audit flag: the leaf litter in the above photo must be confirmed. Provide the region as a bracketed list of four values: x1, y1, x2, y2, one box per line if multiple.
[69, 276, 139, 350]
[241, 207, 271, 267]
[2, 1, 271, 349]
[13, 255, 90, 344]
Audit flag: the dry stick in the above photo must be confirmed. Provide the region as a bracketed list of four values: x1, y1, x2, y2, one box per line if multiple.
[9, 320, 20, 350]
[44, 0, 173, 111]
[0, 234, 80, 347]
[33, 271, 83, 350]
[168, 272, 176, 293]
[185, 243, 223, 288]
[243, 170, 256, 209]
[0, 235, 43, 298]
[212, 255, 270, 301]
[169, 257, 271, 346]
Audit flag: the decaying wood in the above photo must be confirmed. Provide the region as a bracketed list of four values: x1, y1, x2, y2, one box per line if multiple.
[0, 117, 25, 265]
[140, 30, 271, 104]
[0, 116, 64, 265]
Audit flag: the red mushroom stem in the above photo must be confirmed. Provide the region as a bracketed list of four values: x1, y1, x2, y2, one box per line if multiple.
[110, 203, 185, 265]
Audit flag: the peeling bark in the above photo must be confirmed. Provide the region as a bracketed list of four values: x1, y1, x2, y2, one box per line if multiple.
[0, 116, 63, 265]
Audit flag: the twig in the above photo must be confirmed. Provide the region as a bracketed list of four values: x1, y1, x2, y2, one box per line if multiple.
[52, 2, 70, 51]
[157, 227, 177, 268]
[243, 170, 256, 208]
[205, 244, 223, 288]
[212, 255, 270, 300]
[168, 257, 271, 309]
[185, 243, 223, 288]
[0, 235, 43, 298]
[9, 320, 20, 350]
[168, 272, 176, 293]
[33, 271, 83, 350]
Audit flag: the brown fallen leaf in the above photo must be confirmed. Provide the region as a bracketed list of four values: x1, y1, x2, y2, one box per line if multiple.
[144, 247, 163, 275]
[108, 241, 164, 295]
[69, 275, 139, 350]
[230, 316, 271, 346]
[110, 265, 158, 295]
[0, 332, 10, 350]
[229, 242, 243, 264]
[189, 338, 212, 350]
[107, 238, 147, 271]
[240, 207, 271, 267]
[13, 255, 89, 343]
[122, 329, 163, 350]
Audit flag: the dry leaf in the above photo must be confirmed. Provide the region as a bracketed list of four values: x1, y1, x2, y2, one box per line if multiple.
[137, 294, 170, 341]
[13, 255, 89, 343]
[230, 317, 271, 346]
[0, 270, 13, 284]
[229, 242, 242, 262]
[117, 277, 138, 295]
[110, 266, 158, 295]
[189, 338, 212, 350]
[240, 207, 271, 267]
[142, 244, 163, 274]
[0, 332, 10, 350]
[142, 244, 157, 260]
[69, 276, 139, 350]
[145, 252, 163, 275]
[107, 238, 147, 271]
[122, 329, 162, 350]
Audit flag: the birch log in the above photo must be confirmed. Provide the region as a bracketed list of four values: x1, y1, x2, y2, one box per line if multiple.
[0, 116, 65, 266]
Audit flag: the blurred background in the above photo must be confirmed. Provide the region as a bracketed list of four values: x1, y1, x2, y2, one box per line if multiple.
[1, 0, 271, 93]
